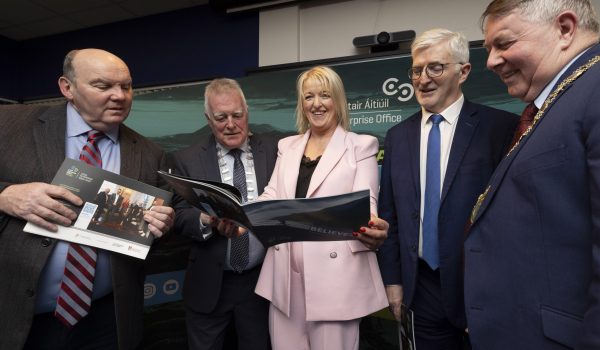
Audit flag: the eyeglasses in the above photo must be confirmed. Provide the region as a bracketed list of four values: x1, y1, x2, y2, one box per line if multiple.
[408, 63, 463, 80]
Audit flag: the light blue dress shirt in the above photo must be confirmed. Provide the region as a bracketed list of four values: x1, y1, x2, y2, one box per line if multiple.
[34, 103, 121, 313]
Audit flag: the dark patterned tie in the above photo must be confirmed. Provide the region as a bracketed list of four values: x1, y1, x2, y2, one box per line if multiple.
[229, 149, 249, 273]
[55, 130, 105, 327]
[422, 114, 443, 270]
[509, 103, 538, 149]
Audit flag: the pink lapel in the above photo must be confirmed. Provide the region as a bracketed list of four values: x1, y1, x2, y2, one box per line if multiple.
[280, 132, 308, 199]
[306, 125, 347, 198]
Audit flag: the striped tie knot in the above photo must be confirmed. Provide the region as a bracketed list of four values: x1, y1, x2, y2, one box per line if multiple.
[80, 130, 105, 167]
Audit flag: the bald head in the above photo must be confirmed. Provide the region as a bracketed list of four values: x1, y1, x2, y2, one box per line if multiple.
[63, 49, 130, 83]
[58, 48, 133, 132]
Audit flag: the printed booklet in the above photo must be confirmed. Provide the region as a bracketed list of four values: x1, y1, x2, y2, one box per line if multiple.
[24, 158, 172, 259]
[158, 171, 370, 247]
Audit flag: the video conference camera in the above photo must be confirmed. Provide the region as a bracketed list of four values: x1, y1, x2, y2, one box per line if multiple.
[353, 30, 416, 53]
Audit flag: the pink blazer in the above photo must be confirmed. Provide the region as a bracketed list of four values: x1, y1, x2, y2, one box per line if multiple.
[255, 125, 388, 321]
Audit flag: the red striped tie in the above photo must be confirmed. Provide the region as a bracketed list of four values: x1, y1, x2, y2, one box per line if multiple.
[55, 130, 105, 327]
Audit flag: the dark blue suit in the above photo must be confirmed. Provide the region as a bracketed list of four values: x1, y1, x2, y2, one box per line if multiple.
[378, 100, 517, 347]
[464, 44, 600, 350]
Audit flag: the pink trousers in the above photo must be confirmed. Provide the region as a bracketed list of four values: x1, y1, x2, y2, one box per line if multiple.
[268, 243, 360, 350]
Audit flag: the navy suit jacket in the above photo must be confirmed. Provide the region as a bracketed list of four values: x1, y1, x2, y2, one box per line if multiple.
[464, 44, 600, 350]
[172, 134, 278, 313]
[378, 99, 517, 328]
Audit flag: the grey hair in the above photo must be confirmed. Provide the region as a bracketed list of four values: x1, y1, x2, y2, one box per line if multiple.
[204, 78, 248, 116]
[481, 0, 599, 34]
[62, 49, 79, 82]
[411, 28, 470, 64]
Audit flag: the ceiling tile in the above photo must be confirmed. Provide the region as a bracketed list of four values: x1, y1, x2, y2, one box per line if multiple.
[0, 25, 39, 41]
[0, 0, 208, 41]
[31, 0, 113, 15]
[0, 19, 12, 30]
[0, 1, 55, 23]
[118, 0, 199, 17]
[65, 4, 134, 27]
[21, 16, 83, 38]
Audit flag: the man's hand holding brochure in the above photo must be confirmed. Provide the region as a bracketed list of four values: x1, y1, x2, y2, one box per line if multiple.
[159, 170, 370, 247]
[23, 158, 172, 259]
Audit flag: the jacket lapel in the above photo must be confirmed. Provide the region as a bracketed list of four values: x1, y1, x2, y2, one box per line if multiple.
[249, 135, 268, 192]
[118, 126, 141, 179]
[441, 100, 478, 203]
[280, 133, 305, 199]
[34, 105, 67, 180]
[201, 136, 221, 181]
[406, 115, 422, 201]
[556, 43, 600, 86]
[306, 125, 346, 198]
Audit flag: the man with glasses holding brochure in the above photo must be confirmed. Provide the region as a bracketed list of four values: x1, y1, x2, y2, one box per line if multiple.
[377, 28, 517, 350]
[172, 78, 278, 350]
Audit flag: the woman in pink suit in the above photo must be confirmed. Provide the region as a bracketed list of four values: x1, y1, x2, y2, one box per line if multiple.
[255, 66, 389, 349]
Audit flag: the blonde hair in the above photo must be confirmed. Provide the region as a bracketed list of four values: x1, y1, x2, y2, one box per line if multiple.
[295, 66, 350, 134]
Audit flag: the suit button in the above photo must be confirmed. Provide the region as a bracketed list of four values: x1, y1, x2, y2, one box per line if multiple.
[411, 244, 417, 252]
[274, 246, 280, 251]
[412, 212, 419, 219]
[41, 238, 52, 247]
[330, 252, 337, 259]
[25, 289, 35, 297]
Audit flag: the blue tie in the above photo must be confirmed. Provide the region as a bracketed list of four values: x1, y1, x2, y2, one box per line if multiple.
[423, 114, 443, 270]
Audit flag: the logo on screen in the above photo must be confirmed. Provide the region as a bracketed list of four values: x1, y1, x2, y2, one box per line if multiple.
[144, 283, 157, 299]
[163, 279, 179, 295]
[382, 78, 414, 102]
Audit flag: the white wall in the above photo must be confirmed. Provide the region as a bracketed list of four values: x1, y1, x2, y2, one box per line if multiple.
[259, 0, 600, 67]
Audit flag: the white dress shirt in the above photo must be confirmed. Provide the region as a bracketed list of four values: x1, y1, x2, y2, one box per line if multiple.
[418, 95, 464, 257]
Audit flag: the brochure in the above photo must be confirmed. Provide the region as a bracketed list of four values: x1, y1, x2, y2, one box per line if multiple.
[159, 171, 370, 247]
[23, 158, 172, 259]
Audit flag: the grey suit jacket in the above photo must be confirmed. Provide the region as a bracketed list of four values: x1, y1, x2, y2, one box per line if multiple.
[172, 133, 278, 313]
[0, 103, 170, 349]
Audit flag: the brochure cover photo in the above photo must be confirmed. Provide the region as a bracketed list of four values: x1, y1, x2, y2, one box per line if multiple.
[24, 158, 172, 259]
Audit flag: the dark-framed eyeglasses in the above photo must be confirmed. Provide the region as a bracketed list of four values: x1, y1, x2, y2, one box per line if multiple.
[408, 63, 463, 80]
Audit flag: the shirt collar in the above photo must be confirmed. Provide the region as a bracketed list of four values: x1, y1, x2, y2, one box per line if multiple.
[216, 137, 250, 155]
[66, 102, 119, 143]
[534, 48, 589, 109]
[421, 94, 464, 126]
